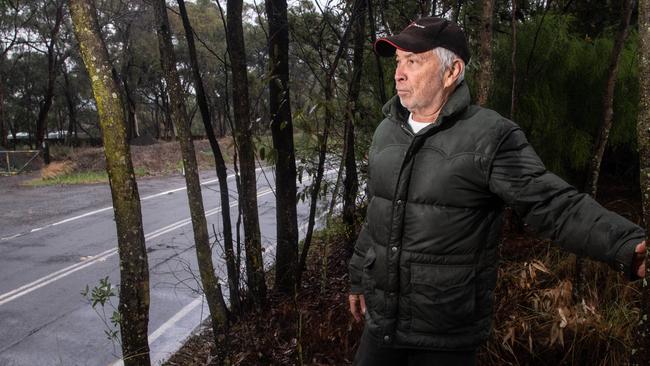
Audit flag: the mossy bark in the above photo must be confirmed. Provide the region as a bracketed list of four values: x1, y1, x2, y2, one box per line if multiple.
[266, 0, 299, 294]
[635, 0, 650, 364]
[152, 1, 230, 362]
[226, 0, 268, 307]
[68, 1, 150, 365]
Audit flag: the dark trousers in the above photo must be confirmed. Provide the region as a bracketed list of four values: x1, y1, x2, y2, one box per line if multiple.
[352, 328, 477, 366]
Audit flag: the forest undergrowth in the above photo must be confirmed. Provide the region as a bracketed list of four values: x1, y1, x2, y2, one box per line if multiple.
[165, 174, 643, 365]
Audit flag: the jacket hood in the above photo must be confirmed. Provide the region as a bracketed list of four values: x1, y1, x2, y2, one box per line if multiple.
[382, 81, 471, 125]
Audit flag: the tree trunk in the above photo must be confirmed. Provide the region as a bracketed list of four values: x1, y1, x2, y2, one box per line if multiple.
[585, 0, 633, 198]
[117, 22, 137, 141]
[476, 0, 494, 106]
[152, 1, 230, 362]
[510, 0, 517, 119]
[0, 79, 6, 148]
[635, 2, 650, 363]
[343, 0, 366, 244]
[367, 0, 387, 105]
[177, 0, 241, 314]
[297, 3, 358, 284]
[452, 0, 463, 23]
[226, 0, 268, 307]
[266, 0, 299, 294]
[574, 0, 634, 301]
[68, 1, 151, 364]
[62, 66, 78, 146]
[36, 0, 64, 163]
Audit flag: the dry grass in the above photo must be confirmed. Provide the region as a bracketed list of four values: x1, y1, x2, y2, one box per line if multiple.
[40, 160, 75, 179]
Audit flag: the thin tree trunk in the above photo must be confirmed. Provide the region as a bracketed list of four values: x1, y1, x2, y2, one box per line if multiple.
[585, 0, 634, 197]
[36, 0, 64, 163]
[152, 1, 230, 362]
[635, 2, 650, 363]
[226, 0, 268, 307]
[476, 0, 494, 106]
[62, 66, 77, 146]
[452, 0, 463, 23]
[510, 0, 517, 119]
[0, 79, 6, 148]
[297, 4, 358, 284]
[266, 0, 299, 294]
[575, 0, 634, 301]
[68, 1, 150, 364]
[367, 0, 387, 105]
[177, 0, 240, 314]
[343, 0, 366, 244]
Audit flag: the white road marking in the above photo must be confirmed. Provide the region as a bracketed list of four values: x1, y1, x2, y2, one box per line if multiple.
[0, 189, 273, 307]
[0, 168, 267, 242]
[108, 296, 204, 366]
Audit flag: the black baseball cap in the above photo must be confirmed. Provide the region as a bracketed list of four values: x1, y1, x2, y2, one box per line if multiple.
[374, 17, 470, 64]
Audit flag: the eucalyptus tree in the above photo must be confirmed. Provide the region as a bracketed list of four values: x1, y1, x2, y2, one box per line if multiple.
[68, 0, 150, 364]
[266, 0, 299, 294]
[32, 0, 66, 162]
[176, 0, 241, 313]
[152, 0, 230, 361]
[226, 0, 268, 306]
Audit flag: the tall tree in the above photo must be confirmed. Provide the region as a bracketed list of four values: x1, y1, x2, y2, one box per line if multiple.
[510, 0, 517, 119]
[61, 64, 78, 146]
[0, 0, 24, 148]
[636, 1, 650, 362]
[35, 0, 65, 163]
[226, 0, 268, 306]
[476, 0, 494, 106]
[342, 0, 366, 241]
[176, 0, 241, 313]
[297, 1, 359, 284]
[575, 0, 634, 300]
[584, 0, 634, 197]
[266, 0, 299, 294]
[152, 0, 230, 361]
[367, 0, 387, 105]
[68, 1, 150, 364]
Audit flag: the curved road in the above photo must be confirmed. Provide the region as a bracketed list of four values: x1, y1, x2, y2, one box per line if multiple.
[0, 167, 332, 365]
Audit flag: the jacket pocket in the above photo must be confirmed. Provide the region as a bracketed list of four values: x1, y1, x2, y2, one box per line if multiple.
[410, 263, 476, 334]
[361, 246, 382, 314]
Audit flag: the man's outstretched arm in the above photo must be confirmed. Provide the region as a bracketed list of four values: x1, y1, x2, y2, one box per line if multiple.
[488, 125, 646, 279]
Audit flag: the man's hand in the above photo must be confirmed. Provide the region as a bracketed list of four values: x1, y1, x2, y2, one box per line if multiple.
[634, 241, 646, 278]
[349, 293, 366, 322]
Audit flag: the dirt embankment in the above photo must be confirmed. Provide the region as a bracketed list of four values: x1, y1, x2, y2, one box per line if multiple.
[48, 138, 235, 177]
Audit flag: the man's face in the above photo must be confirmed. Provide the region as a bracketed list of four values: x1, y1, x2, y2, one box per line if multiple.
[394, 49, 445, 118]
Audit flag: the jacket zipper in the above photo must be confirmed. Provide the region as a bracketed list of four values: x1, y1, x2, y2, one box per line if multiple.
[400, 123, 414, 137]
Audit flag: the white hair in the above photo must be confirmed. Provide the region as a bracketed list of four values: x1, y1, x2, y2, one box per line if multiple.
[432, 47, 465, 86]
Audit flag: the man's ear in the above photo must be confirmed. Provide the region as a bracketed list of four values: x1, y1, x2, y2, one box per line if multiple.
[443, 59, 464, 88]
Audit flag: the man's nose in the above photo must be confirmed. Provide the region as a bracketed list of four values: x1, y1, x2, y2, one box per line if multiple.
[394, 65, 406, 83]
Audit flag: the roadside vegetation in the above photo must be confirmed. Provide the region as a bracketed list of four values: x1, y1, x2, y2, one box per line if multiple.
[4, 0, 650, 364]
[165, 181, 643, 365]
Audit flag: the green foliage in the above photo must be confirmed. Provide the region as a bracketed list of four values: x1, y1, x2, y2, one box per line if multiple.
[81, 277, 121, 343]
[483, 14, 639, 181]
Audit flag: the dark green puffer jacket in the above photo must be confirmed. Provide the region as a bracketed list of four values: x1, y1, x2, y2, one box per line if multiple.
[348, 82, 644, 351]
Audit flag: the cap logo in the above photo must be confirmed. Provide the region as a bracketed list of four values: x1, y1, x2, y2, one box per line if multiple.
[407, 21, 425, 29]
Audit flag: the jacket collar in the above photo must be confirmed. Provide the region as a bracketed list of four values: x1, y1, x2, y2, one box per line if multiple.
[382, 81, 471, 126]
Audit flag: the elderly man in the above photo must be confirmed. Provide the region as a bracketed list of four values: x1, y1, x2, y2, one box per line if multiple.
[348, 17, 647, 366]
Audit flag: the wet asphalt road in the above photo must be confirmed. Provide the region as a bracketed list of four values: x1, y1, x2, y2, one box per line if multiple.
[0, 167, 329, 366]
